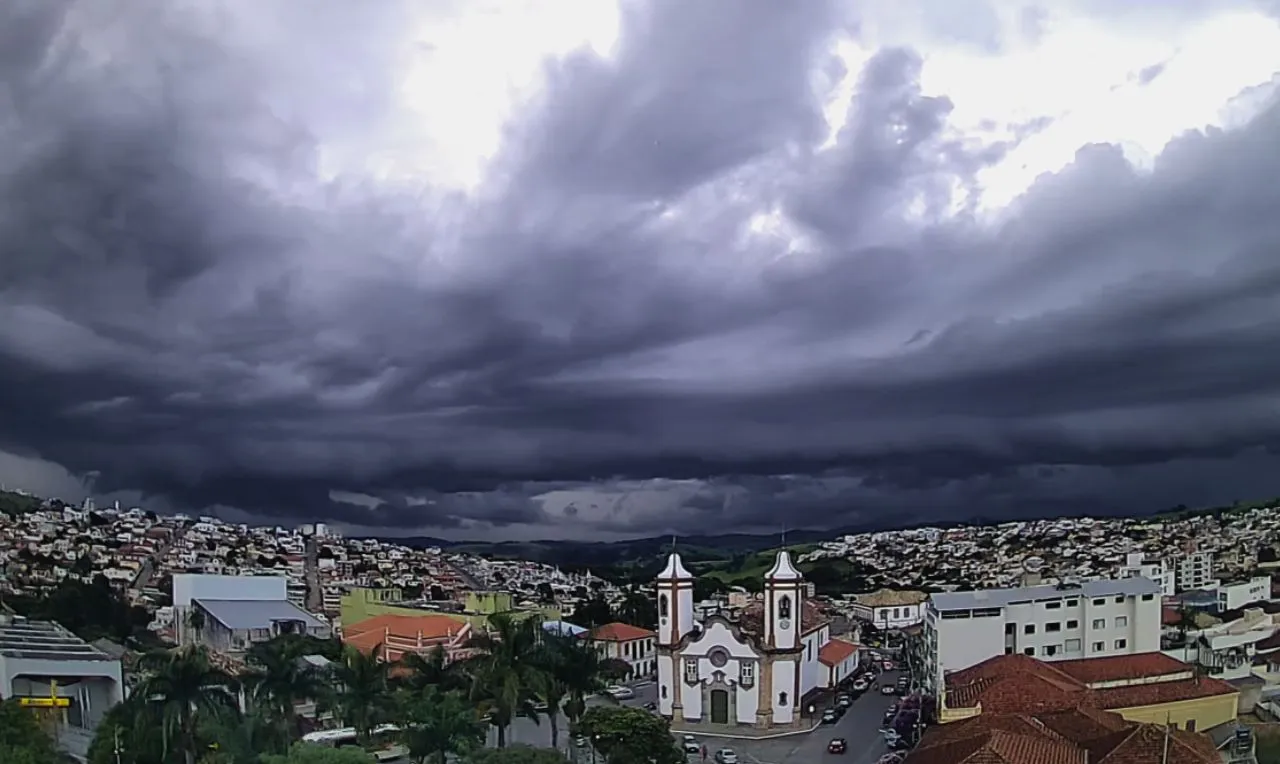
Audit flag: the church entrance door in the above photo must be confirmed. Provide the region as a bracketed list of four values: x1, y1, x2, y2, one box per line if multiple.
[709, 689, 729, 724]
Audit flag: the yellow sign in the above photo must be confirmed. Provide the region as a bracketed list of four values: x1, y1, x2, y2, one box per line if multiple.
[17, 697, 71, 708]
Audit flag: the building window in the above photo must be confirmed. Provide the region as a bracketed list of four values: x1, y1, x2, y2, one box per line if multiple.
[1044, 644, 1058, 657]
[1114, 639, 1127, 649]
[684, 659, 698, 684]
[1092, 619, 1105, 630]
[1065, 639, 1082, 652]
[1023, 647, 1035, 656]
[659, 595, 669, 619]
[778, 595, 792, 621]
[1092, 642, 1105, 652]
[1045, 601, 1061, 609]
[1005, 623, 1016, 635]
[740, 662, 755, 687]
[1024, 624, 1035, 634]
[1114, 596, 1124, 603]
[1141, 594, 1154, 601]
[1065, 599, 1078, 607]
[1046, 622, 1061, 632]
[1092, 598, 1105, 606]
[661, 685, 668, 698]
[1186, 719, 1196, 732]
[1066, 620, 1078, 629]
[778, 692, 788, 707]
[1005, 646, 1014, 654]
[1115, 616, 1128, 627]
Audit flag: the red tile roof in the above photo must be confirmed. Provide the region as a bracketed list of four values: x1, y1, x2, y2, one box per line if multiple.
[1162, 607, 1183, 626]
[740, 600, 829, 637]
[589, 622, 656, 642]
[818, 638, 858, 667]
[944, 654, 1235, 715]
[1053, 652, 1191, 685]
[906, 706, 1218, 764]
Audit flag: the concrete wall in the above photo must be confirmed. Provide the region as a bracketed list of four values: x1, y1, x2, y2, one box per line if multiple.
[1114, 692, 1238, 733]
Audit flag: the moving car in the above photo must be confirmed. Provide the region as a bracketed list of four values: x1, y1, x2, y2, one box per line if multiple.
[827, 738, 847, 754]
[852, 678, 868, 692]
[821, 709, 839, 724]
[683, 735, 700, 755]
[606, 686, 635, 700]
[881, 685, 898, 695]
[714, 748, 738, 764]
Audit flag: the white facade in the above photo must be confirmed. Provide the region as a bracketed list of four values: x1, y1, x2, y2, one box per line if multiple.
[656, 549, 831, 730]
[1174, 551, 1217, 592]
[1218, 576, 1272, 612]
[924, 577, 1163, 691]
[1117, 553, 1176, 597]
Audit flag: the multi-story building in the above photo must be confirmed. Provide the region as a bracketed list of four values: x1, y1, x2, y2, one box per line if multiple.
[587, 622, 658, 680]
[849, 589, 927, 630]
[924, 577, 1163, 691]
[1174, 549, 1218, 593]
[174, 573, 330, 651]
[0, 614, 125, 761]
[1217, 576, 1272, 612]
[1117, 552, 1176, 596]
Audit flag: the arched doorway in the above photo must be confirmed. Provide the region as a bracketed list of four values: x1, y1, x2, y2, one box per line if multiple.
[709, 689, 729, 724]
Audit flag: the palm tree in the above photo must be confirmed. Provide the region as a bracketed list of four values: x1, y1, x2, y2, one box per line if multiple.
[396, 686, 486, 764]
[397, 645, 464, 694]
[464, 614, 549, 747]
[331, 645, 392, 746]
[540, 629, 609, 737]
[133, 645, 240, 764]
[242, 636, 334, 739]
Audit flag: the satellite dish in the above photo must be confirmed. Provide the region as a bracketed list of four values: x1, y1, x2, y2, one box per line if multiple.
[1022, 556, 1045, 574]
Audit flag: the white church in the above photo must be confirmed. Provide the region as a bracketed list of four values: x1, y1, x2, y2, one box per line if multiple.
[655, 548, 834, 730]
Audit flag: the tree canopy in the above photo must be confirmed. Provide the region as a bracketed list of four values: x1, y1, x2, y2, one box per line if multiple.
[577, 706, 682, 764]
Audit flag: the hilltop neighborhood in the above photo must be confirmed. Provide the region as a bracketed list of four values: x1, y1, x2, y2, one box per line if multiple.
[3, 489, 1280, 763]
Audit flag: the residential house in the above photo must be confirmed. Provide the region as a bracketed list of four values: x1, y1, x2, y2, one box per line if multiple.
[586, 622, 658, 679]
[817, 638, 860, 689]
[850, 589, 927, 630]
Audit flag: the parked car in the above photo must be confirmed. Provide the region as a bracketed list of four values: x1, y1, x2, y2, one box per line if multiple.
[837, 695, 852, 708]
[822, 709, 839, 724]
[606, 686, 634, 700]
[643, 701, 657, 711]
[827, 738, 848, 754]
[852, 679, 868, 692]
[877, 754, 905, 764]
[714, 748, 738, 764]
[881, 685, 898, 695]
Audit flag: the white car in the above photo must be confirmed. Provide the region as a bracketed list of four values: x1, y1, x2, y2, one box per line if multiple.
[852, 679, 868, 692]
[714, 749, 738, 764]
[606, 686, 635, 700]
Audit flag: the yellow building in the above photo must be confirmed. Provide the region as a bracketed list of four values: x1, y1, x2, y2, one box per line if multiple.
[938, 653, 1237, 734]
[340, 588, 560, 633]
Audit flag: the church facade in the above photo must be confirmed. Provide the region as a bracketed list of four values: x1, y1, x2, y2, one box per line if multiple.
[654, 549, 832, 730]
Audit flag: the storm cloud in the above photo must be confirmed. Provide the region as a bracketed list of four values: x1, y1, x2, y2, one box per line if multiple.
[3, 0, 1280, 540]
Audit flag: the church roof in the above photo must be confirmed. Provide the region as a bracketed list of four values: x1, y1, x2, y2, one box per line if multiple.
[766, 549, 803, 581]
[657, 552, 694, 581]
[739, 599, 830, 637]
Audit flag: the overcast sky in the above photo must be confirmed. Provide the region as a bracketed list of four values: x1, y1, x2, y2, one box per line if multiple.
[3, 0, 1280, 541]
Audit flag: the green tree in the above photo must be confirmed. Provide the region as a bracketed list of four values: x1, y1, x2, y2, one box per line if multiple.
[243, 635, 334, 740]
[397, 646, 465, 694]
[0, 699, 62, 763]
[132, 646, 241, 764]
[331, 646, 392, 745]
[465, 614, 548, 748]
[396, 687, 485, 764]
[615, 587, 656, 630]
[88, 698, 166, 764]
[547, 635, 610, 733]
[465, 744, 570, 764]
[260, 743, 376, 764]
[577, 706, 682, 764]
[572, 596, 614, 629]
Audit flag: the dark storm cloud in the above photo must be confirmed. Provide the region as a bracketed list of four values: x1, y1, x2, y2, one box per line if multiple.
[2, 0, 1280, 539]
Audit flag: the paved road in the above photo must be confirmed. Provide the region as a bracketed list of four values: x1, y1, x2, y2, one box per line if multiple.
[696, 672, 904, 764]
[304, 536, 322, 613]
[132, 524, 186, 592]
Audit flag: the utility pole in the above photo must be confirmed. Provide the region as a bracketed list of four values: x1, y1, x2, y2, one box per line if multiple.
[1161, 712, 1171, 764]
[113, 725, 123, 764]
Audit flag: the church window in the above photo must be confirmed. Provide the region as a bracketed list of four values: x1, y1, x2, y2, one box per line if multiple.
[778, 595, 792, 621]
[740, 662, 754, 687]
[659, 594, 669, 619]
[661, 685, 668, 699]
[778, 691, 788, 707]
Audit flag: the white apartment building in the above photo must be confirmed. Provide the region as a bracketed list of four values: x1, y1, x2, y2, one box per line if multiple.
[1174, 550, 1217, 592]
[1117, 552, 1176, 596]
[923, 577, 1163, 691]
[1218, 576, 1272, 612]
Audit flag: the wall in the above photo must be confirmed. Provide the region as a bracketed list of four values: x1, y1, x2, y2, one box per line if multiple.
[0, 656, 124, 728]
[1113, 692, 1238, 732]
[771, 659, 796, 725]
[657, 653, 675, 716]
[933, 609, 1006, 676]
[173, 573, 287, 606]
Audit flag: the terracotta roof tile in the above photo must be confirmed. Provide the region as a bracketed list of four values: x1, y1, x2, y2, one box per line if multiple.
[589, 622, 656, 642]
[1053, 652, 1191, 685]
[739, 600, 829, 637]
[818, 638, 858, 667]
[344, 613, 468, 641]
[1090, 676, 1237, 709]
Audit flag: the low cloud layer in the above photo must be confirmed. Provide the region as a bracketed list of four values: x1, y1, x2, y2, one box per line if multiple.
[3, 0, 1280, 540]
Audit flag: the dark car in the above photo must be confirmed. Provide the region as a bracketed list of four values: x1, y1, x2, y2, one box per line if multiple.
[827, 738, 847, 754]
